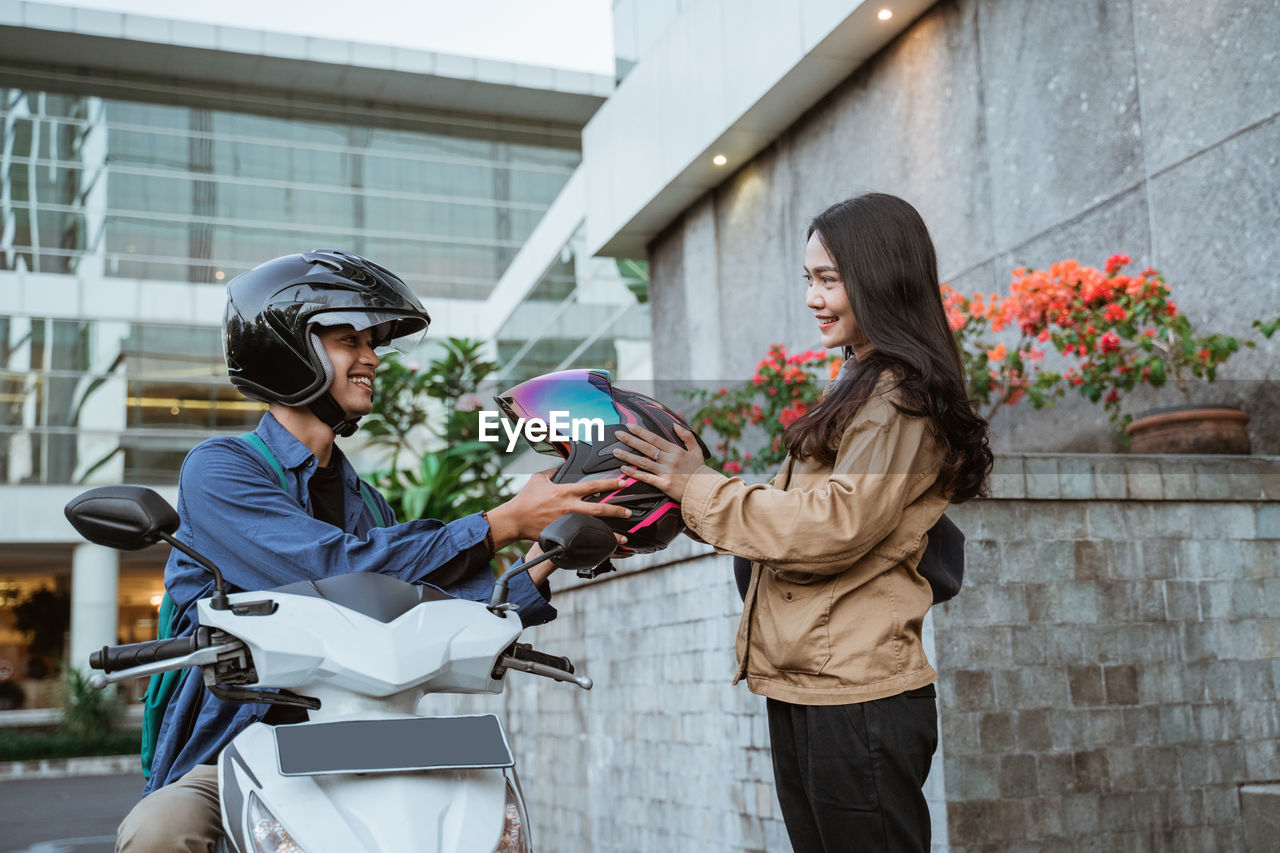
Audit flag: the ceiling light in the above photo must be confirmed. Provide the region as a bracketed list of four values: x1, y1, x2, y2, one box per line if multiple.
[878, 8, 893, 20]
[712, 154, 728, 166]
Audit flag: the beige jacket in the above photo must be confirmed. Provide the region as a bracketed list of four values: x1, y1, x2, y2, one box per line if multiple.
[680, 376, 950, 705]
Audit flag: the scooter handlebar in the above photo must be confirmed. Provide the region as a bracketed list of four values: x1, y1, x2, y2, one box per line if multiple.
[89, 631, 203, 674]
[510, 644, 574, 674]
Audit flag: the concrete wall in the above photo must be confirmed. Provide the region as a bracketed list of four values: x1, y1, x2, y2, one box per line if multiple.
[646, 0, 1280, 454]
[434, 453, 1279, 851]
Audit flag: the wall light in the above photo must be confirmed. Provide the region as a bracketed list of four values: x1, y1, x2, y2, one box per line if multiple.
[712, 154, 728, 166]
[878, 8, 893, 20]
[214, 270, 226, 281]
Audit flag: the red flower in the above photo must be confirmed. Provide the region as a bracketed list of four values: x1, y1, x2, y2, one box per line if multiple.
[1104, 390, 1121, 404]
[779, 401, 808, 428]
[1098, 331, 1121, 354]
[1102, 304, 1127, 323]
[723, 461, 742, 476]
[1105, 254, 1131, 275]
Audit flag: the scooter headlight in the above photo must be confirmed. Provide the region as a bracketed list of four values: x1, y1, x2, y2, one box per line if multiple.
[247, 791, 305, 853]
[495, 776, 531, 853]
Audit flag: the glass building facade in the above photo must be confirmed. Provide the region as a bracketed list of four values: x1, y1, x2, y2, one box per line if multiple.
[1, 81, 582, 485]
[493, 225, 650, 385]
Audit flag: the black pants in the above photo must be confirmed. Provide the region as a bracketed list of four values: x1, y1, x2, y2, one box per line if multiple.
[766, 685, 938, 853]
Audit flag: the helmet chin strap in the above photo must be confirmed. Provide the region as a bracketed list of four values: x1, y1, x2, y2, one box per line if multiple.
[307, 392, 360, 438]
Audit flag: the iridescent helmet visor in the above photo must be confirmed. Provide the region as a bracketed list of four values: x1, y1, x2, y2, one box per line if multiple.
[494, 369, 622, 455]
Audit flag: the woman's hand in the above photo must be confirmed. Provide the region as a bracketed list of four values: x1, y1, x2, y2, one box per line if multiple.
[487, 470, 632, 548]
[612, 424, 707, 503]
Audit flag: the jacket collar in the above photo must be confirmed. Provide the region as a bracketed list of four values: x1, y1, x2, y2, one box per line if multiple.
[255, 412, 320, 473]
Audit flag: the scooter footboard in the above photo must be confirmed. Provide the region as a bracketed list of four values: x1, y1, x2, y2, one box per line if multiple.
[219, 721, 511, 852]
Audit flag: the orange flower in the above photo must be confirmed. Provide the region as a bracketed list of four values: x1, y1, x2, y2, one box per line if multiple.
[987, 343, 1007, 362]
[1103, 304, 1127, 322]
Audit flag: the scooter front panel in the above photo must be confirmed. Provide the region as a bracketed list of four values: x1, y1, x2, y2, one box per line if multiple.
[219, 720, 509, 852]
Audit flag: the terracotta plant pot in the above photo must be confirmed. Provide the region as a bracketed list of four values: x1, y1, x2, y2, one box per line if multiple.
[1124, 406, 1251, 455]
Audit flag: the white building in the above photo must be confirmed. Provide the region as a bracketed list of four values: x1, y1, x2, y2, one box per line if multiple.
[0, 0, 654, 697]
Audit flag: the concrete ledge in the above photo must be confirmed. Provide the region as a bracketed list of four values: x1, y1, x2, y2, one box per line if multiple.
[1240, 784, 1280, 853]
[0, 753, 137, 781]
[970, 453, 1278, 502]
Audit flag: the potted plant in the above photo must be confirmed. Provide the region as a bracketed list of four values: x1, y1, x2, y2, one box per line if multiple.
[941, 255, 1277, 453]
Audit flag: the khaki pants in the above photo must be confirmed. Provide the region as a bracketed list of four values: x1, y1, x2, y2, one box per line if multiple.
[117, 764, 223, 852]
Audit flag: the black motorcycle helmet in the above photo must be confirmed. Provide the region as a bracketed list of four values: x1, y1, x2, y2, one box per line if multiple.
[494, 369, 710, 555]
[223, 250, 431, 436]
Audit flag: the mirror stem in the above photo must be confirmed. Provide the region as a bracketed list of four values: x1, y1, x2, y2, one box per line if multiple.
[489, 546, 563, 612]
[159, 532, 231, 610]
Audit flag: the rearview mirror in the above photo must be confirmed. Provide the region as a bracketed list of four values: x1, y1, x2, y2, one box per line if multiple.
[536, 513, 617, 572]
[488, 513, 619, 613]
[65, 486, 180, 551]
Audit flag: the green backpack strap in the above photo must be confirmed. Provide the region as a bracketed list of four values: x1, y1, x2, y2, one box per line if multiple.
[139, 591, 180, 779]
[358, 481, 390, 528]
[239, 432, 287, 490]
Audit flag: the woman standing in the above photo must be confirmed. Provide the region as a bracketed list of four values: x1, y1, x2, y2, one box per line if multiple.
[614, 193, 992, 852]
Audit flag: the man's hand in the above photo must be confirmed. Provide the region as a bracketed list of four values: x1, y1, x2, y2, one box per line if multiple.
[486, 469, 632, 550]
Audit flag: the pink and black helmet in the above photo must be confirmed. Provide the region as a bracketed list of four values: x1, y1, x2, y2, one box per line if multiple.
[494, 369, 710, 555]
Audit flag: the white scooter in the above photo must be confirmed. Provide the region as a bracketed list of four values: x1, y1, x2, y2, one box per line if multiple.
[67, 485, 617, 853]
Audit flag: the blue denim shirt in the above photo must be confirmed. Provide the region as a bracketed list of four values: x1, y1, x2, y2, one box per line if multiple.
[144, 413, 554, 794]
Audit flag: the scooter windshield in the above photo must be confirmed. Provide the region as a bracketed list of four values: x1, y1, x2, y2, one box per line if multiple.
[494, 369, 621, 455]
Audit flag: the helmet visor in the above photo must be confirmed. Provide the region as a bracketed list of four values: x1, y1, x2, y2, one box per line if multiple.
[310, 309, 428, 355]
[495, 369, 621, 455]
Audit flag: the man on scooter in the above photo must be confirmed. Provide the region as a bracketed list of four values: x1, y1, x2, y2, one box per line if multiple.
[116, 250, 631, 852]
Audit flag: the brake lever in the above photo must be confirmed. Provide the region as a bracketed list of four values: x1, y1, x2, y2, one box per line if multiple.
[87, 642, 244, 688]
[496, 654, 593, 690]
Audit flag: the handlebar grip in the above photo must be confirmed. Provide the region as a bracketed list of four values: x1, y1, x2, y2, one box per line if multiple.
[89, 634, 200, 674]
[511, 644, 574, 674]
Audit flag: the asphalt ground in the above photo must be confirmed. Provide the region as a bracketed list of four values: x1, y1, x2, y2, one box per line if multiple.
[0, 774, 140, 852]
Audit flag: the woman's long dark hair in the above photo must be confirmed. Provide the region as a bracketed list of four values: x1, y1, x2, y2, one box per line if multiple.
[786, 193, 992, 502]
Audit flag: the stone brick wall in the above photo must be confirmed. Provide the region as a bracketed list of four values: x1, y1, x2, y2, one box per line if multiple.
[936, 453, 1280, 852]
[433, 453, 1279, 851]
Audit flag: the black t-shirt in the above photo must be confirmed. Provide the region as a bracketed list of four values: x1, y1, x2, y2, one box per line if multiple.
[307, 461, 346, 528]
